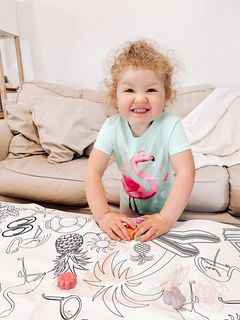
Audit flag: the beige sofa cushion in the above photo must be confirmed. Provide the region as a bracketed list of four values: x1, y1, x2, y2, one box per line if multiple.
[166, 84, 215, 118]
[227, 165, 240, 216]
[187, 166, 229, 212]
[5, 100, 45, 157]
[17, 81, 82, 100]
[29, 96, 107, 163]
[17, 80, 106, 104]
[5, 95, 107, 163]
[103, 162, 229, 212]
[0, 155, 88, 205]
[0, 119, 13, 161]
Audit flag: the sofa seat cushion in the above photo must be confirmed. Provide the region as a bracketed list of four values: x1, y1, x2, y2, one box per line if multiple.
[0, 155, 88, 205]
[103, 162, 229, 212]
[227, 165, 240, 216]
[188, 165, 229, 212]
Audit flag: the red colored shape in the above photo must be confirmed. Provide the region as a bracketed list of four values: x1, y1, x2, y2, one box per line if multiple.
[57, 272, 77, 290]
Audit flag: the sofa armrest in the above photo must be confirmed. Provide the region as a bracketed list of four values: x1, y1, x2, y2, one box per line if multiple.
[0, 119, 13, 160]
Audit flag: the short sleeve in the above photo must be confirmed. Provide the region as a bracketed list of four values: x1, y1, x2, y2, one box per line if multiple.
[94, 118, 114, 155]
[168, 119, 190, 155]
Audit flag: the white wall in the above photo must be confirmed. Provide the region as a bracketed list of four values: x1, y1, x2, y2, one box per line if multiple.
[14, 0, 240, 90]
[0, 0, 19, 34]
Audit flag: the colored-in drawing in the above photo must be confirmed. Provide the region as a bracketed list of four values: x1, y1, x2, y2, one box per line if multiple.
[84, 227, 219, 318]
[130, 243, 154, 265]
[84, 251, 163, 317]
[42, 293, 83, 320]
[194, 278, 225, 312]
[121, 229, 220, 287]
[85, 232, 117, 253]
[195, 249, 240, 282]
[45, 215, 91, 233]
[1, 202, 240, 319]
[122, 151, 158, 213]
[163, 286, 186, 310]
[0, 257, 45, 318]
[6, 225, 51, 254]
[176, 281, 209, 319]
[53, 233, 91, 276]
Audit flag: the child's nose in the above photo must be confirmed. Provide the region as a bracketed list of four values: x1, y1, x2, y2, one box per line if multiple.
[134, 93, 147, 103]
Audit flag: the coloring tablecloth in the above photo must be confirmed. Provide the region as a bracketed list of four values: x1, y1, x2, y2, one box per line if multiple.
[0, 202, 240, 320]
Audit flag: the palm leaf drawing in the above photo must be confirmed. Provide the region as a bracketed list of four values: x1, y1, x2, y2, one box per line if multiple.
[84, 251, 163, 317]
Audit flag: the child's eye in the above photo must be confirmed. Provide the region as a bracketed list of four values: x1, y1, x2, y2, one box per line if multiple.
[147, 88, 157, 92]
[124, 88, 134, 93]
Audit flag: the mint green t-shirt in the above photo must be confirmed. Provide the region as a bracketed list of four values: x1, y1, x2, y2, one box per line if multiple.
[94, 112, 190, 215]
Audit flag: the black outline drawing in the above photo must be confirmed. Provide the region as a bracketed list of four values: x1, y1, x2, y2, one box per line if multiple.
[85, 232, 117, 253]
[218, 297, 240, 304]
[223, 314, 240, 320]
[0, 257, 46, 318]
[130, 243, 154, 265]
[1, 203, 240, 319]
[42, 293, 84, 320]
[2, 216, 37, 237]
[83, 229, 220, 317]
[195, 249, 240, 282]
[53, 233, 91, 276]
[0, 205, 20, 224]
[45, 215, 91, 233]
[152, 229, 220, 258]
[6, 225, 51, 254]
[84, 250, 163, 317]
[223, 228, 240, 253]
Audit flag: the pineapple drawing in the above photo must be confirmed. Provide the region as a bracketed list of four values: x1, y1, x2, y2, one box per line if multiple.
[130, 243, 154, 265]
[53, 233, 91, 277]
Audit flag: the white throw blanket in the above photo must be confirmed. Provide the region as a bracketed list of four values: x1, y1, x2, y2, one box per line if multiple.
[182, 87, 240, 169]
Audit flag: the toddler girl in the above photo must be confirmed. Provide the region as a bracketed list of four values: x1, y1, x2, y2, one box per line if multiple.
[85, 40, 195, 242]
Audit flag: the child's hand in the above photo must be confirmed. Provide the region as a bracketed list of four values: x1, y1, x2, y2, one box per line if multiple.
[96, 212, 136, 241]
[134, 214, 171, 242]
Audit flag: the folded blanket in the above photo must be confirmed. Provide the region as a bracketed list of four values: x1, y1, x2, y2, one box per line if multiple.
[182, 87, 240, 169]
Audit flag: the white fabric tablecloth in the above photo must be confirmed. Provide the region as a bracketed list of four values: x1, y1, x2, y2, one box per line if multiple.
[0, 202, 240, 319]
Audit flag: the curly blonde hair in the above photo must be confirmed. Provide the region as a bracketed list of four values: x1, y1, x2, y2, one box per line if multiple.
[106, 40, 176, 112]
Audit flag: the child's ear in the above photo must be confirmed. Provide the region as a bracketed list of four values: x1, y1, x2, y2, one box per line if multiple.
[165, 86, 175, 104]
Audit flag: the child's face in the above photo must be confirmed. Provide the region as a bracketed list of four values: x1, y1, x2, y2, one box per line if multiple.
[116, 68, 166, 135]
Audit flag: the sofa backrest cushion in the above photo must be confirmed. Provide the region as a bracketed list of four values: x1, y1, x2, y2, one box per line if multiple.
[6, 100, 45, 158]
[166, 84, 215, 118]
[5, 95, 107, 163]
[30, 96, 107, 163]
[17, 80, 106, 104]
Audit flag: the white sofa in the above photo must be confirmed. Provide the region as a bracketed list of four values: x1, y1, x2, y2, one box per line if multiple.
[0, 81, 239, 225]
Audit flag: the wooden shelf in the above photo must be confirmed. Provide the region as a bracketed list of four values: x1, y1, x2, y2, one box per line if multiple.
[0, 29, 24, 110]
[6, 87, 18, 92]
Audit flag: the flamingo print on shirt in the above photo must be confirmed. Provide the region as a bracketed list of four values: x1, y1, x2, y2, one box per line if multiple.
[122, 151, 158, 213]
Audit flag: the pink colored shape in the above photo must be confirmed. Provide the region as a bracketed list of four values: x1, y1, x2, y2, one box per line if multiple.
[131, 217, 146, 225]
[122, 151, 158, 199]
[57, 272, 77, 290]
